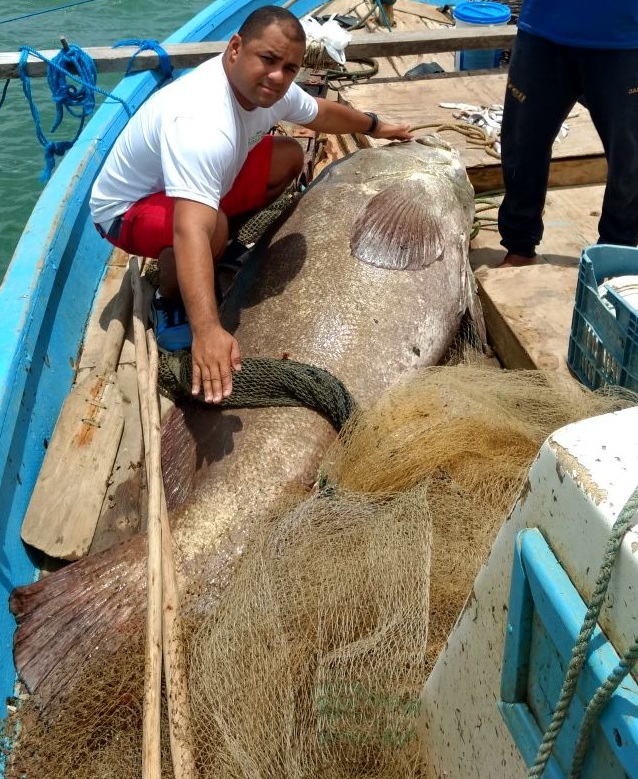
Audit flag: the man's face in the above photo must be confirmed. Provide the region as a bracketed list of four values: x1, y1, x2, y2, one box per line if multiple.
[225, 23, 305, 110]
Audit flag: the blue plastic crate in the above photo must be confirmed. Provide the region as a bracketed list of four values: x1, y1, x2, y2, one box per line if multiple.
[567, 244, 638, 392]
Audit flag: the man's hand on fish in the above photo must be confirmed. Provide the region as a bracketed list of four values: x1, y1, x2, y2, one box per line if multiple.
[191, 325, 241, 403]
[304, 96, 413, 142]
[368, 118, 414, 141]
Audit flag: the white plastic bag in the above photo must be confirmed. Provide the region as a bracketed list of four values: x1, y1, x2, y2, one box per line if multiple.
[300, 15, 352, 65]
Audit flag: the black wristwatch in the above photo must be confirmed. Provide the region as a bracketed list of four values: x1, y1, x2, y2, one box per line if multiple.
[364, 111, 379, 135]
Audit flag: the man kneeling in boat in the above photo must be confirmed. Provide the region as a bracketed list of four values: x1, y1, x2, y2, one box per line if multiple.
[90, 5, 411, 404]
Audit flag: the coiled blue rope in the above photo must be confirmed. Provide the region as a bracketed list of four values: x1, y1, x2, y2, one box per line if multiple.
[113, 39, 173, 78]
[19, 43, 132, 182]
[47, 43, 97, 131]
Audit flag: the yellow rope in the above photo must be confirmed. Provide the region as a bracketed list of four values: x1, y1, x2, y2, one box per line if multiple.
[410, 121, 501, 159]
[471, 195, 502, 239]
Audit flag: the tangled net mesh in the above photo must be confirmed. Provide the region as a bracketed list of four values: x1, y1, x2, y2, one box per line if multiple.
[2, 360, 634, 779]
[190, 485, 431, 779]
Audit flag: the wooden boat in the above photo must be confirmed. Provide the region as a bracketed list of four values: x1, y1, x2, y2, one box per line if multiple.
[0, 0, 326, 719]
[1, 1, 637, 776]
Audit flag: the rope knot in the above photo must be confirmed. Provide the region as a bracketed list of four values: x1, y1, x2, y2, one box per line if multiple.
[113, 38, 173, 78]
[43, 139, 74, 181]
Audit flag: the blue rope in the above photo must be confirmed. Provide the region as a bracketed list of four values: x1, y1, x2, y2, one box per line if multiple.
[18, 44, 132, 182]
[47, 43, 98, 131]
[113, 39, 173, 78]
[0, 0, 102, 26]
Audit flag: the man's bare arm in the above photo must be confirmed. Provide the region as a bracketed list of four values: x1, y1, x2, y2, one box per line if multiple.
[173, 198, 241, 403]
[303, 97, 413, 140]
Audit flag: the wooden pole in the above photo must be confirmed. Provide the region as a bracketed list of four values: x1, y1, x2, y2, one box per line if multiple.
[130, 256, 197, 779]
[131, 256, 162, 779]
[149, 327, 198, 779]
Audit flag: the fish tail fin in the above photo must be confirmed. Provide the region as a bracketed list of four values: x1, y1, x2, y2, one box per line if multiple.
[10, 535, 146, 712]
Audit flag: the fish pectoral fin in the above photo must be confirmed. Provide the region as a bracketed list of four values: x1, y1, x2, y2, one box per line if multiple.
[350, 180, 445, 270]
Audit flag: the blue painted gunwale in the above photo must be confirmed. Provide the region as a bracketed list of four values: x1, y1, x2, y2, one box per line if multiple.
[0, 0, 321, 720]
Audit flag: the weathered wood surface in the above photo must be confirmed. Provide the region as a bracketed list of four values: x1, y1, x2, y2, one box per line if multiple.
[469, 154, 608, 194]
[469, 185, 605, 374]
[393, 0, 453, 26]
[338, 73, 607, 192]
[83, 258, 170, 555]
[0, 27, 517, 79]
[20, 263, 133, 560]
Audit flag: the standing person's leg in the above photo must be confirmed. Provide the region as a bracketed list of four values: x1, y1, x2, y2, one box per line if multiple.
[498, 31, 581, 265]
[580, 47, 638, 247]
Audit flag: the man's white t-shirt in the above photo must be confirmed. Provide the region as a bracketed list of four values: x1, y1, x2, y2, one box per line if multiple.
[89, 55, 318, 228]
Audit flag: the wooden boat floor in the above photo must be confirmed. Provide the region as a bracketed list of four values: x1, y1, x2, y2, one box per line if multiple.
[338, 72, 606, 192]
[470, 184, 604, 374]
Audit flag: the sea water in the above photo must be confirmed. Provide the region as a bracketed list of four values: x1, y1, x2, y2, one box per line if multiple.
[0, 0, 214, 281]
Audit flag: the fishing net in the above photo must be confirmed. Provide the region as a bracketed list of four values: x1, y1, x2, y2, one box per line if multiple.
[157, 353, 357, 429]
[319, 363, 635, 672]
[189, 485, 431, 779]
[2, 360, 634, 779]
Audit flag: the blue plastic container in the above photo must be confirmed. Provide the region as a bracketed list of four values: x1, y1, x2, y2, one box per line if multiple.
[567, 244, 638, 392]
[453, 2, 512, 71]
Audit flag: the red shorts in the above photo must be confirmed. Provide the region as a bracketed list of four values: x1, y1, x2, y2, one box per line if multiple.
[98, 134, 273, 259]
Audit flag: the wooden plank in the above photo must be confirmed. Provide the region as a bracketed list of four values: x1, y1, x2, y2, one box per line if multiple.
[21, 370, 126, 558]
[21, 269, 133, 560]
[79, 249, 131, 371]
[474, 284, 537, 370]
[393, 0, 454, 26]
[0, 27, 517, 79]
[88, 258, 175, 553]
[468, 154, 608, 194]
[0, 41, 224, 79]
[89, 362, 146, 554]
[468, 184, 605, 374]
[338, 74, 605, 178]
[475, 265, 579, 372]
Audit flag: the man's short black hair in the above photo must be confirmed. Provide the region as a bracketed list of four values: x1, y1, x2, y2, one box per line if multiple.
[237, 5, 306, 45]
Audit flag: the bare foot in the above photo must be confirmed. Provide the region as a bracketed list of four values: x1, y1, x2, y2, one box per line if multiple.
[498, 252, 538, 268]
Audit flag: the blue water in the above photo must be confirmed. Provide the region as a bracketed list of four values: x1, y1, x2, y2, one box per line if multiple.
[0, 0, 216, 281]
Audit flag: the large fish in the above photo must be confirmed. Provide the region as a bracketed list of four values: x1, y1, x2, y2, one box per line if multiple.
[10, 136, 482, 710]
